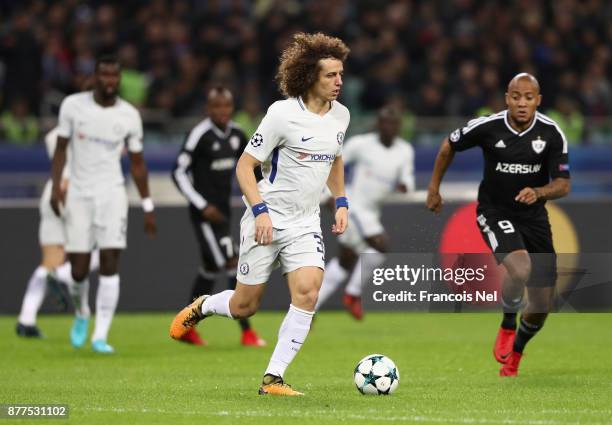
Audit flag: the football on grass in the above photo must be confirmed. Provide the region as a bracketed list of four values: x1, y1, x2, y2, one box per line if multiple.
[354, 354, 399, 395]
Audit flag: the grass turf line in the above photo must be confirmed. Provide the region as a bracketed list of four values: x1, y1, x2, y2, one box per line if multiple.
[1, 312, 611, 425]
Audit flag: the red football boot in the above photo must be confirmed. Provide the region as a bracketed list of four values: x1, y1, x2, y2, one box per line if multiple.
[241, 329, 266, 347]
[179, 327, 207, 346]
[343, 293, 363, 320]
[499, 351, 523, 376]
[493, 327, 516, 364]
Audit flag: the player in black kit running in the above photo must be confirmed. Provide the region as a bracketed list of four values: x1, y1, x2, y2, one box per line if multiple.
[426, 73, 571, 376]
[172, 87, 265, 347]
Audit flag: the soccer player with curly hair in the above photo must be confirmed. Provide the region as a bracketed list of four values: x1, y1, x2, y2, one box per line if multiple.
[170, 32, 351, 395]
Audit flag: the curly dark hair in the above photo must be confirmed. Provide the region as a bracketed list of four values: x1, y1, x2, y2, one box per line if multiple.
[276, 32, 350, 98]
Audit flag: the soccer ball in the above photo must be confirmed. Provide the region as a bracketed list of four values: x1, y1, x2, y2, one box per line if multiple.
[354, 354, 399, 395]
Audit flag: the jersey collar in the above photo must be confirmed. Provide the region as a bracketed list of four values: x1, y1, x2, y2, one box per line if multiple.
[297, 96, 333, 117]
[207, 118, 232, 139]
[503, 110, 537, 137]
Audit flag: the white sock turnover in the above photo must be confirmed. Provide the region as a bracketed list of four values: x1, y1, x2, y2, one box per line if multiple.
[201, 290, 234, 318]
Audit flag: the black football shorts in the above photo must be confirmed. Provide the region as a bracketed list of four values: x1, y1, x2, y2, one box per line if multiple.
[476, 207, 557, 287]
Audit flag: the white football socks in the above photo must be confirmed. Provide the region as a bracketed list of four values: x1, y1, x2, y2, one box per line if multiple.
[201, 289, 234, 318]
[264, 304, 314, 378]
[92, 274, 119, 342]
[315, 258, 348, 310]
[18, 266, 48, 326]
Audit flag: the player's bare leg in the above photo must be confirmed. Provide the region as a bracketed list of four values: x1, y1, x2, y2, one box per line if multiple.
[69, 252, 91, 281]
[494, 250, 531, 364]
[41, 245, 66, 270]
[16, 245, 65, 337]
[500, 287, 554, 376]
[88, 249, 121, 354]
[259, 266, 322, 396]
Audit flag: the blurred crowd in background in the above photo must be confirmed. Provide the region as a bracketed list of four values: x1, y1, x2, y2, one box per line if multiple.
[1, 0, 611, 146]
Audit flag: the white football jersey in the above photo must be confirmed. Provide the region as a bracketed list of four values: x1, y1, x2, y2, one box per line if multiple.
[343, 132, 415, 211]
[57, 91, 143, 195]
[244, 97, 350, 229]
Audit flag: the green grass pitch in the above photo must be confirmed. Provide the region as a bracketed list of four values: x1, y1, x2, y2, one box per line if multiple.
[1, 312, 611, 424]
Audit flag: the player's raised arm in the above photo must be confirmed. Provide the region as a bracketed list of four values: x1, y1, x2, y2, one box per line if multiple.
[50, 136, 69, 217]
[236, 151, 272, 245]
[426, 138, 455, 213]
[327, 155, 348, 235]
[129, 151, 156, 238]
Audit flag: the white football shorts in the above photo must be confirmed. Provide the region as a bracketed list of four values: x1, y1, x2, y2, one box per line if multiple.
[236, 209, 326, 285]
[38, 180, 66, 246]
[64, 187, 128, 252]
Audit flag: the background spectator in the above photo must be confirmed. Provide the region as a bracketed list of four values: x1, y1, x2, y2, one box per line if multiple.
[0, 0, 610, 145]
[0, 98, 40, 146]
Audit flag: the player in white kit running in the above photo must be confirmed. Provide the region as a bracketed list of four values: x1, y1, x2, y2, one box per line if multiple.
[316, 107, 415, 319]
[170, 33, 351, 396]
[50, 56, 156, 353]
[16, 128, 97, 341]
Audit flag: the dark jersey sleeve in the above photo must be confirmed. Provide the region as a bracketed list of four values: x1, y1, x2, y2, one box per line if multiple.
[172, 131, 208, 210]
[447, 116, 488, 152]
[547, 127, 570, 179]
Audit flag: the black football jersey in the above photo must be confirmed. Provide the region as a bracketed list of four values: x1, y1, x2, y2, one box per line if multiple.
[448, 110, 570, 216]
[172, 118, 247, 216]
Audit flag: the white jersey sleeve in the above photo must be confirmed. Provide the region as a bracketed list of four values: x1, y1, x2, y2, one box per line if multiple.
[243, 103, 284, 163]
[57, 97, 76, 139]
[397, 142, 415, 192]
